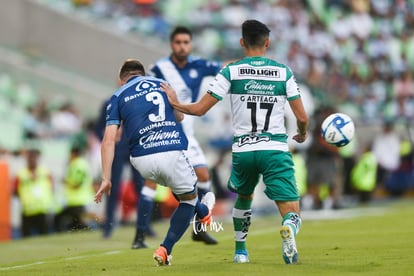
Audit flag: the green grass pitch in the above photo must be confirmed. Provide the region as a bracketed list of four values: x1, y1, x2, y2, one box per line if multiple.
[1, 199, 413, 275]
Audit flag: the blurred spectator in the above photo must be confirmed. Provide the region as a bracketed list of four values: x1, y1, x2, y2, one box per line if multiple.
[22, 99, 52, 139]
[393, 70, 414, 118]
[83, 120, 102, 184]
[385, 139, 414, 196]
[372, 121, 401, 188]
[50, 101, 82, 139]
[292, 148, 307, 198]
[285, 40, 310, 78]
[13, 147, 54, 238]
[350, 142, 377, 203]
[54, 140, 94, 232]
[338, 136, 358, 196]
[351, 2, 373, 37]
[305, 106, 342, 209]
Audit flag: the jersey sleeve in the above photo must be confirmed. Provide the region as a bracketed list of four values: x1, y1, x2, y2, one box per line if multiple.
[286, 67, 301, 101]
[148, 64, 162, 79]
[204, 60, 222, 76]
[106, 95, 121, 126]
[207, 72, 230, 101]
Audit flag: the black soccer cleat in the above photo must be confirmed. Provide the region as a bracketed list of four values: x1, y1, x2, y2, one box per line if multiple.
[192, 230, 218, 245]
[131, 240, 148, 249]
[131, 230, 148, 249]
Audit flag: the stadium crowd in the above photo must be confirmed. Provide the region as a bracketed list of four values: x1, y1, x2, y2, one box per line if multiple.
[1, 0, 414, 238]
[60, 0, 414, 122]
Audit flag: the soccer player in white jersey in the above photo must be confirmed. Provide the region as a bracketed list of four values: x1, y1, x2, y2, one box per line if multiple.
[147, 26, 224, 245]
[94, 59, 216, 266]
[162, 20, 309, 264]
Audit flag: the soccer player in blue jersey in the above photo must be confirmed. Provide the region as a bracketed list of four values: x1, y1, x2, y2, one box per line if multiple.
[145, 26, 223, 245]
[94, 98, 146, 241]
[94, 59, 215, 266]
[162, 20, 308, 265]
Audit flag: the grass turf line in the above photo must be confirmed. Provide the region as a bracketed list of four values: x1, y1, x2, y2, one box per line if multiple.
[0, 199, 413, 275]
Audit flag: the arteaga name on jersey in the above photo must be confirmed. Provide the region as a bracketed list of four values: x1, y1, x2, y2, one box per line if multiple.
[239, 68, 280, 77]
[240, 95, 278, 103]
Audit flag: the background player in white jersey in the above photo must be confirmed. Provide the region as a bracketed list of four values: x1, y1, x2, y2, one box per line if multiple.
[147, 26, 224, 245]
[162, 20, 309, 265]
[94, 59, 215, 266]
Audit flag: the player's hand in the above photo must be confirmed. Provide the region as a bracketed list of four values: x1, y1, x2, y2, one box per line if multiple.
[161, 82, 179, 105]
[94, 179, 112, 203]
[293, 132, 307, 143]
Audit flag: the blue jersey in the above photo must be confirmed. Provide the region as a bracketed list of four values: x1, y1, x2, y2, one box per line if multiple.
[149, 55, 222, 136]
[106, 76, 188, 157]
[149, 56, 221, 103]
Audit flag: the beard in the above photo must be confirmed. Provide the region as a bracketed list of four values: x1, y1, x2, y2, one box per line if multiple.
[173, 50, 189, 62]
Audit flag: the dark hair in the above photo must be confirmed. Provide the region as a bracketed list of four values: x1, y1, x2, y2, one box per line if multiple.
[170, 26, 192, 42]
[70, 146, 83, 155]
[119, 59, 145, 81]
[27, 148, 41, 155]
[242, 20, 270, 48]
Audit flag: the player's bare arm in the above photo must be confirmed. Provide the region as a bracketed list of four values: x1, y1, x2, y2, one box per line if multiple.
[161, 82, 218, 116]
[173, 109, 184, 122]
[289, 98, 308, 144]
[94, 124, 118, 203]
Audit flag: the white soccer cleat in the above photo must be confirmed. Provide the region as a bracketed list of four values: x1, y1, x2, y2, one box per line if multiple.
[199, 192, 216, 226]
[280, 225, 298, 264]
[233, 250, 250, 263]
[201, 192, 216, 211]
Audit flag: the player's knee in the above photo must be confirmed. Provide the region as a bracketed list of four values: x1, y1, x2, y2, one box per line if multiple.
[195, 167, 210, 182]
[176, 191, 198, 202]
[180, 196, 198, 206]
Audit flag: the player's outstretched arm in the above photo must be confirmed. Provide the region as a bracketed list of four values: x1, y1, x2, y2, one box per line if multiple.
[94, 178, 111, 203]
[161, 82, 218, 116]
[94, 124, 117, 203]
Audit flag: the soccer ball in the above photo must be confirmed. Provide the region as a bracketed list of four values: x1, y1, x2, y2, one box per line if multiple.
[321, 113, 355, 147]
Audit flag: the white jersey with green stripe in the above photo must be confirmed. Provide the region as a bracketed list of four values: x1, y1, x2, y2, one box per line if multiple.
[207, 56, 301, 153]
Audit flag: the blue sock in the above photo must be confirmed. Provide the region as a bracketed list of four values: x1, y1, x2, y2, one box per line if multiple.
[137, 195, 154, 232]
[161, 202, 195, 254]
[194, 200, 209, 219]
[197, 187, 209, 200]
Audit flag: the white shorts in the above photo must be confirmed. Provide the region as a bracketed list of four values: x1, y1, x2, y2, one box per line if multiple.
[185, 136, 207, 169]
[130, 151, 197, 195]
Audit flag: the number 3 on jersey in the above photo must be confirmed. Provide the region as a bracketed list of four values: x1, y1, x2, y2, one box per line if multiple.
[247, 102, 274, 133]
[146, 91, 166, 122]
